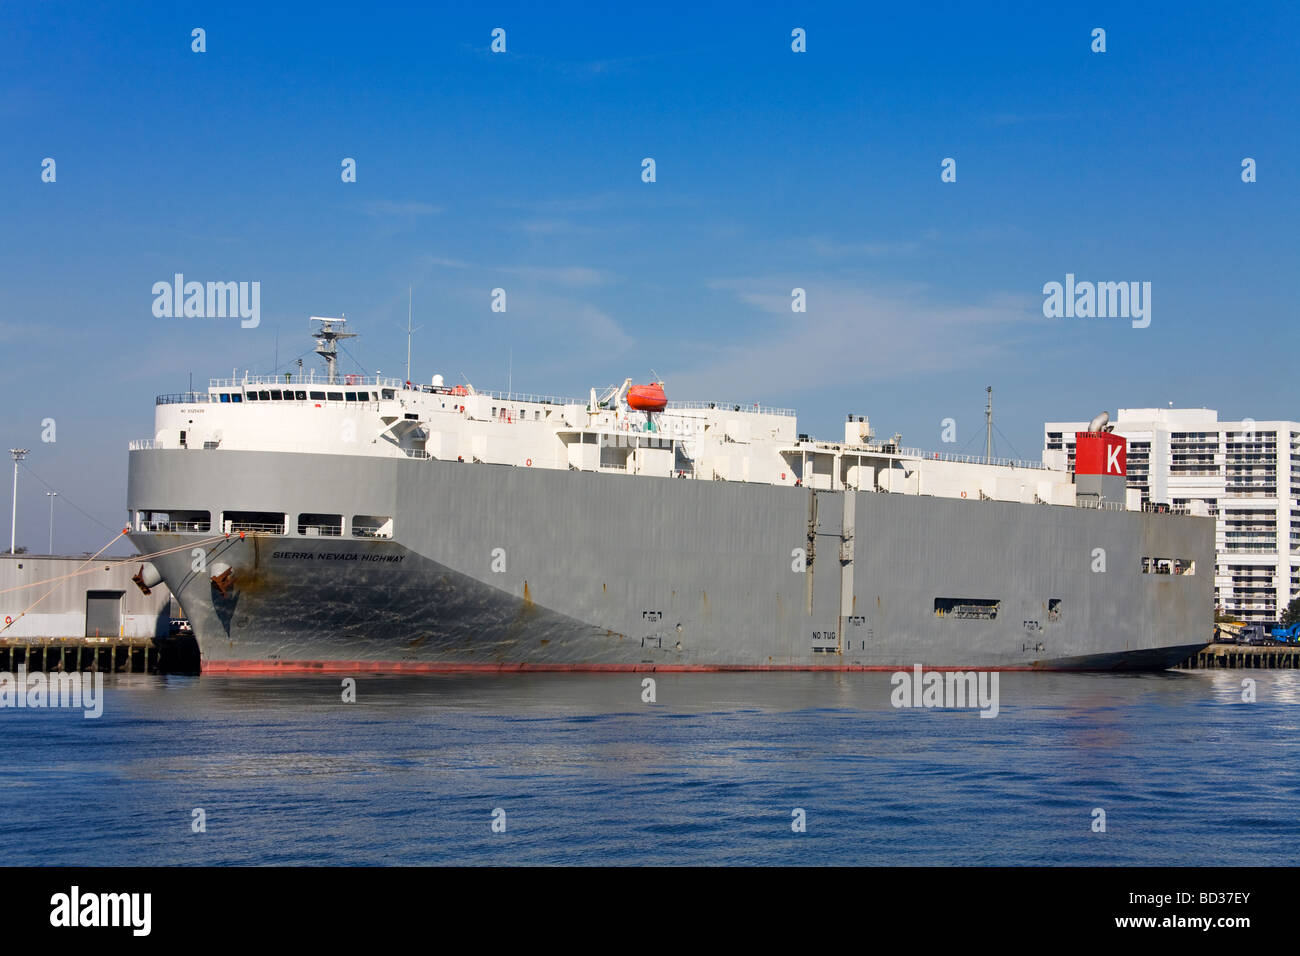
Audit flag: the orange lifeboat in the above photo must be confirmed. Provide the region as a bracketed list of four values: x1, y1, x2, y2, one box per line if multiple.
[626, 382, 667, 412]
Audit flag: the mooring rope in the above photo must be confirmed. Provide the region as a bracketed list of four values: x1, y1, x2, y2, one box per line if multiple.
[1, 528, 131, 634]
[0, 527, 256, 635]
[0, 533, 232, 598]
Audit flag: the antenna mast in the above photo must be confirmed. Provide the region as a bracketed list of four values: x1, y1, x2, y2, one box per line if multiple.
[406, 286, 413, 383]
[310, 316, 356, 385]
[985, 386, 993, 464]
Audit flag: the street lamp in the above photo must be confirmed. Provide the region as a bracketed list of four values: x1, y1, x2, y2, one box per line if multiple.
[9, 449, 28, 555]
[45, 491, 57, 554]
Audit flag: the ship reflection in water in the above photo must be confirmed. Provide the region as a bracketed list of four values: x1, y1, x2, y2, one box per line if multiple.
[1, 669, 1297, 866]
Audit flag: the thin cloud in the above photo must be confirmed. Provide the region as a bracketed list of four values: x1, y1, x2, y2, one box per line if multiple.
[493, 193, 617, 214]
[0, 321, 49, 343]
[665, 278, 1039, 399]
[418, 257, 615, 286]
[806, 237, 923, 258]
[514, 219, 602, 236]
[424, 255, 472, 269]
[499, 265, 613, 287]
[359, 200, 443, 217]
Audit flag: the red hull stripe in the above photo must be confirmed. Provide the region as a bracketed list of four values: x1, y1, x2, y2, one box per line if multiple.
[200, 659, 1054, 674]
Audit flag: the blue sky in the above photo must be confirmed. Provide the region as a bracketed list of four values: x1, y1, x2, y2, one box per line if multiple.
[2, 1, 1297, 553]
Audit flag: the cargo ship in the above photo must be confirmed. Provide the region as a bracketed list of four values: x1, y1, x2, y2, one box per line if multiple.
[126, 318, 1212, 672]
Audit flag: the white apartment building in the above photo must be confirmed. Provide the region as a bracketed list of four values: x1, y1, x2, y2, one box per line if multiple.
[1044, 408, 1300, 623]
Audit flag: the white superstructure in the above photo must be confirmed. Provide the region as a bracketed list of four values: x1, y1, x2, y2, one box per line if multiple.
[1045, 408, 1300, 622]
[130, 320, 1092, 510]
[132, 377, 1083, 502]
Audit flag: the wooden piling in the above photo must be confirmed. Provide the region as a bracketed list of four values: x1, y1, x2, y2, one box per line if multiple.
[1, 636, 185, 675]
[1179, 642, 1300, 670]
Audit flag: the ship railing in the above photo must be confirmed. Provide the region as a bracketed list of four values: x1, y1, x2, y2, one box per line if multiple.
[911, 450, 1051, 470]
[477, 390, 586, 406]
[156, 392, 214, 405]
[209, 375, 406, 389]
[829, 443, 1051, 471]
[666, 400, 796, 417]
[227, 522, 286, 534]
[140, 520, 211, 533]
[1077, 498, 1127, 511]
[128, 439, 161, 450]
[399, 448, 431, 459]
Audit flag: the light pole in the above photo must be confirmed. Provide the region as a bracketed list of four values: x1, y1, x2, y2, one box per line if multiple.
[45, 491, 57, 554]
[9, 449, 28, 555]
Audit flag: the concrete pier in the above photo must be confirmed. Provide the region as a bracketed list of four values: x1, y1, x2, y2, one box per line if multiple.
[0, 636, 199, 674]
[1179, 642, 1300, 669]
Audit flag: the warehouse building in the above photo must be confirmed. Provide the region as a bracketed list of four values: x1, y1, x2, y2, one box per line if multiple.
[0, 553, 174, 640]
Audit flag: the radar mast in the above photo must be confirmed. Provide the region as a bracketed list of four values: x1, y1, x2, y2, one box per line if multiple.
[310, 316, 356, 385]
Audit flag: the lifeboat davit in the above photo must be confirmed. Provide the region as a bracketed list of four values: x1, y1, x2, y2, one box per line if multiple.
[626, 382, 667, 412]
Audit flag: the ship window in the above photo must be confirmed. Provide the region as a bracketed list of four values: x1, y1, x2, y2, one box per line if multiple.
[310, 391, 325, 400]
[297, 513, 343, 537]
[221, 511, 286, 534]
[259, 391, 271, 401]
[382, 389, 395, 400]
[246, 392, 258, 401]
[345, 392, 357, 402]
[351, 515, 393, 539]
[295, 390, 306, 400]
[219, 393, 230, 403]
[328, 392, 343, 401]
[270, 390, 282, 400]
[231, 393, 242, 402]
[933, 598, 1000, 620]
[139, 509, 210, 532]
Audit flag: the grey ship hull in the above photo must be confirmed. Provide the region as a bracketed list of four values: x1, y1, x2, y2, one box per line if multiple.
[127, 449, 1213, 672]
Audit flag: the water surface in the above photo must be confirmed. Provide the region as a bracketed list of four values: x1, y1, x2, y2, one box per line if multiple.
[1, 670, 1296, 865]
